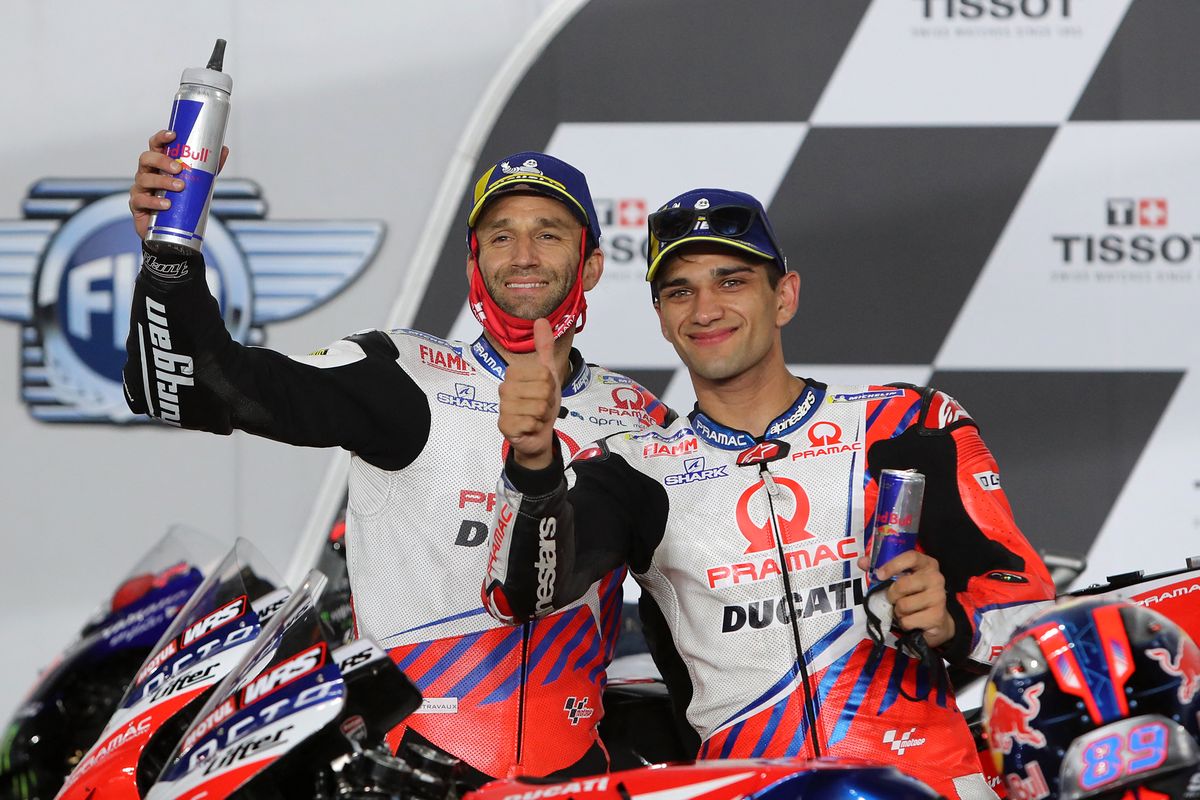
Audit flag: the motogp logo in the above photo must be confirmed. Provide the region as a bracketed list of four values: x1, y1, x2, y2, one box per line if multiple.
[735, 477, 814, 554]
[0, 179, 383, 423]
[564, 696, 594, 726]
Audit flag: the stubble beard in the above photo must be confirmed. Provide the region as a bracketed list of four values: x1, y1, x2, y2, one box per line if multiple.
[484, 265, 576, 320]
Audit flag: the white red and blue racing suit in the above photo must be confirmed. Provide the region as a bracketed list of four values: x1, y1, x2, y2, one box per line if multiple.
[484, 380, 1055, 799]
[122, 244, 671, 782]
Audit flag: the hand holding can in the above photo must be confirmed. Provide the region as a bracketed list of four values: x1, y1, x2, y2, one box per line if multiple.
[145, 39, 232, 252]
[868, 469, 925, 582]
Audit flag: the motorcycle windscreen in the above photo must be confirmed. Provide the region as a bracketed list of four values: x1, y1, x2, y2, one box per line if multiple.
[57, 538, 289, 800]
[146, 571, 344, 800]
[0, 525, 224, 800]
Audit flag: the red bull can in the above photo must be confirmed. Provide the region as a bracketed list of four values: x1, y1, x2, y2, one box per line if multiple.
[868, 469, 925, 581]
[147, 39, 232, 252]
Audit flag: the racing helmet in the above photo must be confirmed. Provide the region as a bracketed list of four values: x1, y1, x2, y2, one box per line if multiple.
[983, 598, 1200, 800]
[756, 760, 943, 800]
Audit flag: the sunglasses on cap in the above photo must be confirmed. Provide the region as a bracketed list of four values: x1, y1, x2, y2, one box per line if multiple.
[648, 203, 766, 243]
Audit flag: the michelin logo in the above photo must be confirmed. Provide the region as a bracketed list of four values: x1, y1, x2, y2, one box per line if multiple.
[500, 159, 543, 176]
[829, 389, 904, 403]
[664, 457, 728, 486]
[0, 179, 384, 423]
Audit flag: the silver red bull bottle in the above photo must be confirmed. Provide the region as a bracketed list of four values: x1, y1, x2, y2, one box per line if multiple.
[869, 469, 925, 581]
[146, 39, 231, 251]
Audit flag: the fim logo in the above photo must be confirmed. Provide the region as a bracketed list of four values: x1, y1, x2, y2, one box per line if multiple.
[0, 179, 383, 423]
[564, 696, 594, 726]
[1106, 198, 1168, 228]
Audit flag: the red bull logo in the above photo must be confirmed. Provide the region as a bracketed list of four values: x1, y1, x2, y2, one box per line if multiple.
[1003, 761, 1050, 800]
[986, 681, 1047, 754]
[165, 143, 212, 163]
[1147, 640, 1200, 704]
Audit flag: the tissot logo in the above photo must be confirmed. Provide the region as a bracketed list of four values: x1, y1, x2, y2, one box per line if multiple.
[593, 197, 649, 265]
[1107, 198, 1168, 228]
[1052, 198, 1200, 269]
[0, 180, 383, 423]
[914, 0, 1074, 20]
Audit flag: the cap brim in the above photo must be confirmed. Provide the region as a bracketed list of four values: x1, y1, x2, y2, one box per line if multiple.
[468, 174, 590, 229]
[646, 236, 777, 282]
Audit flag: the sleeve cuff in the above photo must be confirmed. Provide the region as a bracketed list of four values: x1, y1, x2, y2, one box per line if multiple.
[937, 598, 975, 669]
[503, 445, 565, 497]
[140, 241, 207, 290]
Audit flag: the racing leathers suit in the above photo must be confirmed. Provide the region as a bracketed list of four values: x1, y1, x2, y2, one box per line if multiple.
[484, 380, 1055, 799]
[121, 244, 671, 781]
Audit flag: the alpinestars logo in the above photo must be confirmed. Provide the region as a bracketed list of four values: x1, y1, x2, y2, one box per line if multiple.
[564, 696, 594, 725]
[535, 517, 558, 615]
[883, 727, 926, 756]
[0, 179, 383, 423]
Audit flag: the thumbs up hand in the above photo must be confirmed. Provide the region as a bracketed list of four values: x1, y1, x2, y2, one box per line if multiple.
[498, 319, 561, 470]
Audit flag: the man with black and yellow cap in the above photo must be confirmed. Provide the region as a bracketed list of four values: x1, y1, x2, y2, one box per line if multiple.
[488, 187, 1055, 798]
[124, 136, 671, 783]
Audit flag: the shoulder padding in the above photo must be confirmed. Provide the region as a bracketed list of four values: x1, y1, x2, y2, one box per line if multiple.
[343, 329, 400, 361]
[886, 382, 976, 435]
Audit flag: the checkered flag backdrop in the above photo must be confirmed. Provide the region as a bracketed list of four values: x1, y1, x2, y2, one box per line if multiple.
[407, 0, 1200, 588]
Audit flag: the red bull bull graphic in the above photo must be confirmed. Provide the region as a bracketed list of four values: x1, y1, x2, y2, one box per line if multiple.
[1146, 640, 1200, 704]
[986, 682, 1048, 755]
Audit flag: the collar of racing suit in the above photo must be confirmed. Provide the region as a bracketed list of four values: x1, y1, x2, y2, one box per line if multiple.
[688, 380, 825, 449]
[470, 333, 593, 397]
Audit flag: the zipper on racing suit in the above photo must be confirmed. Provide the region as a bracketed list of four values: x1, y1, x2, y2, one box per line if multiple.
[760, 463, 823, 757]
[515, 620, 531, 767]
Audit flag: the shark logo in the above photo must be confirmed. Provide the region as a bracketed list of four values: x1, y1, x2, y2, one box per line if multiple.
[0, 179, 383, 423]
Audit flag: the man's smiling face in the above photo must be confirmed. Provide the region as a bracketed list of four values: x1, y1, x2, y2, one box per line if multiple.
[471, 193, 598, 319]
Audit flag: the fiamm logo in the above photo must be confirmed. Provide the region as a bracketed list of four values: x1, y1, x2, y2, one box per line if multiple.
[0, 179, 384, 423]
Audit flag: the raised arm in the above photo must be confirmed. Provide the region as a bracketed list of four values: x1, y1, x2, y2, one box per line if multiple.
[123, 132, 429, 470]
[483, 320, 666, 623]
